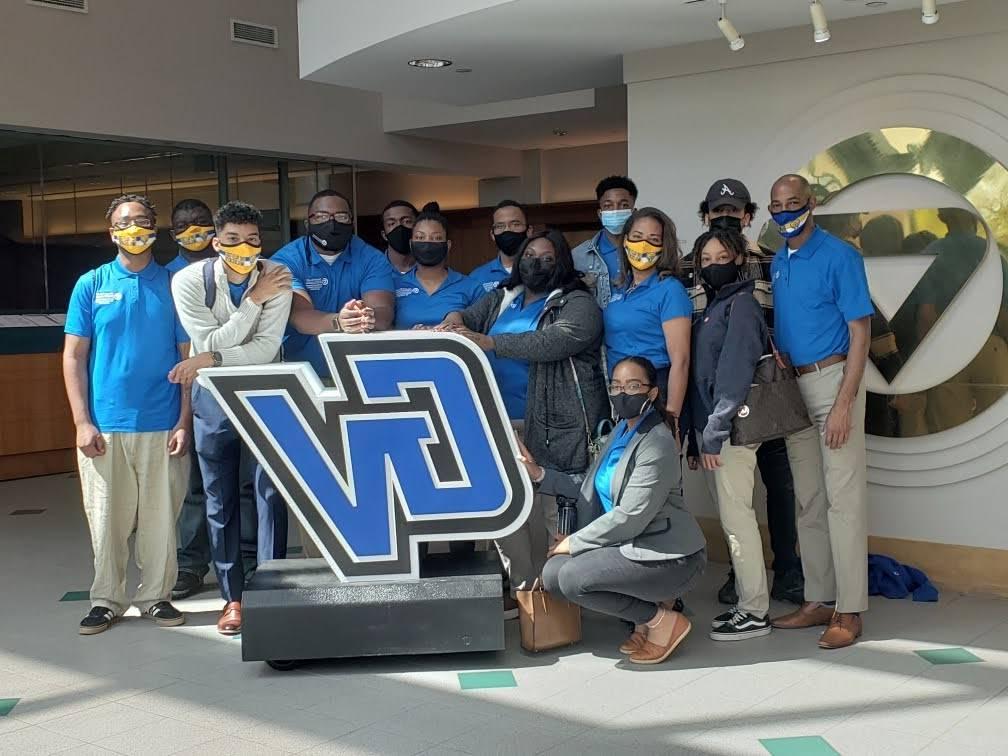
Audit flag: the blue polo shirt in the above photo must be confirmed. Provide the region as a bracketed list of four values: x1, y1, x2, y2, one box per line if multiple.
[468, 255, 513, 294]
[272, 235, 395, 376]
[64, 259, 187, 433]
[598, 232, 622, 283]
[771, 226, 874, 367]
[164, 253, 189, 275]
[594, 413, 649, 512]
[487, 292, 547, 419]
[603, 272, 692, 375]
[393, 268, 486, 330]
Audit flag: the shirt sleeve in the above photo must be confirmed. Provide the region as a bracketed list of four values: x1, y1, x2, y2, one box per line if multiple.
[658, 278, 693, 322]
[465, 276, 487, 307]
[174, 309, 189, 345]
[361, 252, 396, 294]
[271, 247, 306, 293]
[64, 272, 94, 338]
[833, 247, 875, 322]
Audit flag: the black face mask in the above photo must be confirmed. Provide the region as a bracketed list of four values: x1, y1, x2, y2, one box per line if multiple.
[410, 240, 449, 267]
[519, 256, 555, 292]
[701, 261, 740, 290]
[611, 392, 652, 421]
[710, 215, 743, 233]
[308, 219, 353, 253]
[494, 230, 525, 257]
[385, 224, 413, 255]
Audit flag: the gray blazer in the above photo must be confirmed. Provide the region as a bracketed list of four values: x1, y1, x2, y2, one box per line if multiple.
[539, 413, 707, 562]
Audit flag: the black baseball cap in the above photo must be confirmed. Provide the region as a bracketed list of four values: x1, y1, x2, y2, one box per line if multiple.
[705, 178, 751, 211]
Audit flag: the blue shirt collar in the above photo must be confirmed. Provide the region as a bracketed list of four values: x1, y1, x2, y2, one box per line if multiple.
[111, 257, 159, 281]
[403, 267, 464, 289]
[304, 234, 358, 266]
[778, 225, 829, 260]
[622, 270, 659, 292]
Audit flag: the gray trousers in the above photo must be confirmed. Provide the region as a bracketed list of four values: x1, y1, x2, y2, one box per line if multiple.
[542, 547, 707, 624]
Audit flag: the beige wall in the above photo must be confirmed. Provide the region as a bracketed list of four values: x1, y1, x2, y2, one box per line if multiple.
[541, 142, 627, 203]
[0, 0, 520, 177]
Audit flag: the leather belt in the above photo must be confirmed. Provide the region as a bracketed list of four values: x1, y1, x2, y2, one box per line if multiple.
[795, 354, 846, 376]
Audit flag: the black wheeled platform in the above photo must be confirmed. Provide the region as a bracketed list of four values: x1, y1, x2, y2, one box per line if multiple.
[241, 552, 504, 666]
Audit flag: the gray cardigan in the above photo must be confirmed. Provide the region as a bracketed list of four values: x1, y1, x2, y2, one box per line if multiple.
[539, 413, 707, 561]
[461, 284, 608, 475]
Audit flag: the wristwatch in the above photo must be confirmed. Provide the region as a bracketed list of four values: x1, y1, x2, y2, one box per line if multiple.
[331, 315, 342, 333]
[211, 351, 223, 367]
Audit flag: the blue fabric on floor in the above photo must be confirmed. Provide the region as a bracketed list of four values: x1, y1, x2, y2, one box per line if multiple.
[868, 553, 939, 602]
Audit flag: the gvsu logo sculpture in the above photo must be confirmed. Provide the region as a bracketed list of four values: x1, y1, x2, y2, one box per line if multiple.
[199, 332, 533, 581]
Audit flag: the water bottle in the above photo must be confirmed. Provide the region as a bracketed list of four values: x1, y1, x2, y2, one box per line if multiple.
[556, 495, 578, 537]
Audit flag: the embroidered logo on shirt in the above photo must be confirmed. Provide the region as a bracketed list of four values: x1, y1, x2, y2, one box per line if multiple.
[94, 292, 123, 305]
[396, 287, 420, 298]
[306, 277, 330, 291]
[482, 281, 500, 292]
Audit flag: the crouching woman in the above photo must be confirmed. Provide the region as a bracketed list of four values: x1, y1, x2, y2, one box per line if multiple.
[516, 356, 706, 665]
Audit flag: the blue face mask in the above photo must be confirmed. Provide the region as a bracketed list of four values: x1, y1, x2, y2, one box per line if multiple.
[771, 204, 812, 239]
[600, 209, 633, 235]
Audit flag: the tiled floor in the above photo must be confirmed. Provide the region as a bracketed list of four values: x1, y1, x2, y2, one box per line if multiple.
[3, 473, 1008, 755]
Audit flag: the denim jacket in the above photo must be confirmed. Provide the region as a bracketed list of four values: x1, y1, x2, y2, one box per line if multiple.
[572, 231, 612, 309]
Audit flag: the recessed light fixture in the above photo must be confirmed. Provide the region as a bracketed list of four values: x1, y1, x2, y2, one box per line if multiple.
[408, 58, 452, 69]
[922, 0, 939, 24]
[456, 67, 473, 73]
[552, 128, 568, 137]
[809, 0, 831, 43]
[865, 1, 887, 7]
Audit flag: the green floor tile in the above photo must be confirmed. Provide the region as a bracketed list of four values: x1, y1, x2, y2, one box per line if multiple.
[915, 647, 983, 665]
[760, 736, 839, 756]
[0, 698, 20, 716]
[59, 591, 89, 602]
[458, 671, 517, 690]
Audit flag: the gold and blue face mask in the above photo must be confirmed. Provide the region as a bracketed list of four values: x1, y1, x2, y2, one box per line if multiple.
[772, 205, 812, 239]
[624, 239, 662, 271]
[112, 224, 157, 255]
[175, 225, 215, 253]
[218, 242, 261, 275]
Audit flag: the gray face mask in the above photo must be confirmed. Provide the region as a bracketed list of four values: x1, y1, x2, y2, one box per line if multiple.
[611, 392, 652, 421]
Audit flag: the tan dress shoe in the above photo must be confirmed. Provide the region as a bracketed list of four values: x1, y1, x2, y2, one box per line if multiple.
[217, 601, 242, 635]
[619, 631, 647, 655]
[772, 601, 835, 629]
[629, 613, 691, 665]
[818, 612, 862, 649]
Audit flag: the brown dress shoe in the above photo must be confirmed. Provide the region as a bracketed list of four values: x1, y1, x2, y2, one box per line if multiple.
[619, 631, 647, 655]
[217, 601, 242, 635]
[629, 612, 691, 665]
[818, 612, 862, 649]
[772, 601, 835, 629]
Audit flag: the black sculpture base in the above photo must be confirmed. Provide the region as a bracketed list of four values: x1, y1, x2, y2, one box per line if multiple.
[241, 551, 504, 667]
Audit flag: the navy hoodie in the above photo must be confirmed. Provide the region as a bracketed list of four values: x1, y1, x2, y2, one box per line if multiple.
[687, 278, 768, 455]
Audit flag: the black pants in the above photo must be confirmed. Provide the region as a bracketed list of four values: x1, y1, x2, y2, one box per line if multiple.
[755, 438, 800, 574]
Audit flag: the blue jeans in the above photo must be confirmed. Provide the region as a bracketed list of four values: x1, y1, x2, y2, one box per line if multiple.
[175, 444, 259, 579]
[192, 383, 288, 603]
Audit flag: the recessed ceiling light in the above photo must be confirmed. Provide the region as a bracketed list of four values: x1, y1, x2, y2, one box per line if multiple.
[866, 1, 888, 7]
[408, 58, 452, 69]
[456, 67, 473, 73]
[552, 128, 568, 137]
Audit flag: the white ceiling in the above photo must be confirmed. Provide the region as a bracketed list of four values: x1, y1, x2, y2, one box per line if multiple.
[301, 0, 962, 106]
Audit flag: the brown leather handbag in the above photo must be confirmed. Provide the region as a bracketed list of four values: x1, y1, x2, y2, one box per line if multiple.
[516, 579, 582, 652]
[730, 346, 812, 446]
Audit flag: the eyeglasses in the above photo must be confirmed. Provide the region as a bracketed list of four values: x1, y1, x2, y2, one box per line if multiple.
[607, 381, 652, 395]
[111, 217, 155, 230]
[308, 211, 352, 225]
[492, 221, 527, 233]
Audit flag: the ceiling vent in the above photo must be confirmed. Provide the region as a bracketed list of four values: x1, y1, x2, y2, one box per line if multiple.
[26, 0, 87, 12]
[230, 19, 278, 48]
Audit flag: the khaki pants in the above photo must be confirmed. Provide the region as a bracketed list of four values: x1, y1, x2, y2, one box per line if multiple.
[713, 440, 769, 617]
[785, 363, 869, 614]
[77, 431, 189, 615]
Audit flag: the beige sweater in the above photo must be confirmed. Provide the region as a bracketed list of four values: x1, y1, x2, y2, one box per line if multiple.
[171, 258, 292, 366]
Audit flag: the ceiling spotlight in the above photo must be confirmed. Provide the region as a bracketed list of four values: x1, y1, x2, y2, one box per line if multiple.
[717, 1, 744, 51]
[408, 58, 452, 69]
[922, 0, 939, 24]
[552, 128, 568, 137]
[809, 0, 831, 43]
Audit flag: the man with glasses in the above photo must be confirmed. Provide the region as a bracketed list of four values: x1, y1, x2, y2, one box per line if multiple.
[170, 200, 293, 635]
[381, 199, 418, 274]
[469, 199, 533, 293]
[767, 175, 872, 650]
[64, 193, 190, 635]
[272, 190, 396, 379]
[572, 176, 638, 309]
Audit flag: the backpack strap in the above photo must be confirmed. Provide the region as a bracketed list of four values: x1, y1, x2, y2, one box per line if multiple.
[202, 258, 217, 309]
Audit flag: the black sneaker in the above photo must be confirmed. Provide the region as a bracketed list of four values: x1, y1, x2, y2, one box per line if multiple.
[771, 569, 805, 605]
[144, 601, 186, 627]
[79, 606, 117, 635]
[711, 606, 738, 629]
[709, 609, 772, 641]
[171, 570, 203, 600]
[503, 593, 519, 621]
[718, 569, 738, 606]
